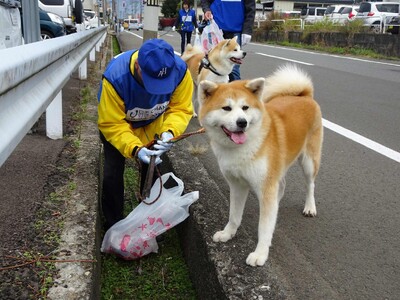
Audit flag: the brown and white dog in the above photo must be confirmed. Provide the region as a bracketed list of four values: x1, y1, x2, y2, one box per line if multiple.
[198, 64, 323, 266]
[181, 36, 246, 116]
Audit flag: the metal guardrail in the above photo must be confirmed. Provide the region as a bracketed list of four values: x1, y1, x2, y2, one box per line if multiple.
[0, 26, 107, 167]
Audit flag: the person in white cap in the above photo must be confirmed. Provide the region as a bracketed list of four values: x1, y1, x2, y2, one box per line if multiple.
[98, 39, 194, 230]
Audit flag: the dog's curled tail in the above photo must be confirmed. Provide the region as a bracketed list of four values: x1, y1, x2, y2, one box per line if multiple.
[263, 64, 314, 102]
[181, 44, 204, 62]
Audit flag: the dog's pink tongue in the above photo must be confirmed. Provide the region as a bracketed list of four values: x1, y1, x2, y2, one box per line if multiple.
[231, 132, 247, 144]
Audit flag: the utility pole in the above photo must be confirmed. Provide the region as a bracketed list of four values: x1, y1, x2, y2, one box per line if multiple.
[143, 0, 160, 42]
[112, 0, 118, 32]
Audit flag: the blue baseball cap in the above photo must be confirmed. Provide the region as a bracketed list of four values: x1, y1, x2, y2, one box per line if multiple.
[138, 39, 176, 95]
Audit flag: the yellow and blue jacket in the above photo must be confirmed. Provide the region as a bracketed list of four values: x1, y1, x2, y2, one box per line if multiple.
[98, 50, 193, 158]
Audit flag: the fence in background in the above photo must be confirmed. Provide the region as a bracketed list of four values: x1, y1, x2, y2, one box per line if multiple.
[0, 26, 107, 167]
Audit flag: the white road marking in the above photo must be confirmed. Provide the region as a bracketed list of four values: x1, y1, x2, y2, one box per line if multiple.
[255, 44, 400, 67]
[255, 52, 314, 65]
[125, 31, 143, 39]
[323, 119, 400, 163]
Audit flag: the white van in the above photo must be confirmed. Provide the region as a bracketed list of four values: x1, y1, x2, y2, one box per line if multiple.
[123, 18, 140, 30]
[0, 0, 23, 49]
[301, 7, 327, 24]
[38, 0, 83, 34]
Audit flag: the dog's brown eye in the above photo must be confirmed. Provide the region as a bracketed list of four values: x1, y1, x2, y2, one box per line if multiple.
[222, 106, 231, 111]
[242, 106, 249, 111]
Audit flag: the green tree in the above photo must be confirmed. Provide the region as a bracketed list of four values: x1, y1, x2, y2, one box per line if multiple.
[161, 0, 180, 18]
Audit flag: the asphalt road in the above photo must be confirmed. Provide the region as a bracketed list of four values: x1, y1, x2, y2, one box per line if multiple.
[118, 29, 400, 299]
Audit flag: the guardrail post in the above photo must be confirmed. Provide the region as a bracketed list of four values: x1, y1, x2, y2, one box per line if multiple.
[96, 41, 101, 52]
[79, 58, 88, 80]
[46, 91, 63, 139]
[90, 48, 96, 61]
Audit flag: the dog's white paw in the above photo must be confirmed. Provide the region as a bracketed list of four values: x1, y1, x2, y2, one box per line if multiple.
[213, 230, 235, 242]
[246, 251, 268, 267]
[303, 205, 317, 217]
[192, 112, 198, 118]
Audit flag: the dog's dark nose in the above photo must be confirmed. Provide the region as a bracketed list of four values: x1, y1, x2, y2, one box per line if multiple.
[243, 52, 247, 58]
[237, 118, 247, 129]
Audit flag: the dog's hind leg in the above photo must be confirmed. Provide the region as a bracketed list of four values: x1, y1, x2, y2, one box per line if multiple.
[213, 180, 249, 243]
[300, 126, 322, 217]
[299, 153, 317, 216]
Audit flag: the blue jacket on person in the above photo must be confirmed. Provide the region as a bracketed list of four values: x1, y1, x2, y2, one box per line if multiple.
[176, 8, 197, 32]
[201, 0, 255, 35]
[210, 0, 245, 32]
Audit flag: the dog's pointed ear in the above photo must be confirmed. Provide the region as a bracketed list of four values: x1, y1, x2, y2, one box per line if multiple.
[226, 36, 238, 47]
[245, 78, 265, 101]
[198, 80, 218, 104]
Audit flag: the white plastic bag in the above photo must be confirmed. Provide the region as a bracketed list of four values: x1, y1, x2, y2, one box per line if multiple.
[201, 20, 224, 52]
[100, 172, 199, 260]
[194, 32, 201, 48]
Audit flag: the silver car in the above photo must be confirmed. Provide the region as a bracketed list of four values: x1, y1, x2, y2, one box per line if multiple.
[356, 2, 400, 33]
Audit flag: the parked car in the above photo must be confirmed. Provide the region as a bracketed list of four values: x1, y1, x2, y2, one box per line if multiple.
[387, 15, 400, 34]
[84, 9, 99, 28]
[300, 7, 327, 24]
[355, 2, 400, 33]
[325, 4, 352, 19]
[39, 8, 66, 39]
[330, 6, 360, 24]
[0, 0, 23, 49]
[123, 18, 140, 30]
[38, 0, 83, 34]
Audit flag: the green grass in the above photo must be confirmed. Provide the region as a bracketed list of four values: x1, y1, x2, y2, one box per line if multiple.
[101, 228, 196, 300]
[100, 36, 197, 300]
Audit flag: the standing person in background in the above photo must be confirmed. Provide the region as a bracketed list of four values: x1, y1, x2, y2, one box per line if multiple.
[98, 39, 194, 231]
[201, 0, 255, 81]
[173, 0, 198, 54]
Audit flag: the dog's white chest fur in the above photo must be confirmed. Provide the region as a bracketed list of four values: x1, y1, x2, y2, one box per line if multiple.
[212, 142, 267, 188]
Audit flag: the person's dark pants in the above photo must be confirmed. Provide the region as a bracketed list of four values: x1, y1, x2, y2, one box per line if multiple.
[180, 30, 192, 54]
[100, 132, 154, 230]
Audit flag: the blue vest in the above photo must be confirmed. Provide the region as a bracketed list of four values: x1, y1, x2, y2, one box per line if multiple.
[210, 0, 245, 32]
[178, 9, 196, 32]
[98, 50, 187, 128]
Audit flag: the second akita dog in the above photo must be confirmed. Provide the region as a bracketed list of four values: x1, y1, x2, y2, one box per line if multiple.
[181, 36, 246, 116]
[198, 64, 323, 267]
